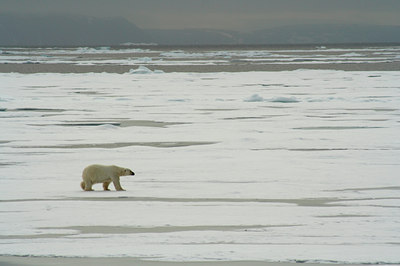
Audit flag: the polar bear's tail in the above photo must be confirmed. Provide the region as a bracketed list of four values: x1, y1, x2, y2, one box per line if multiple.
[80, 181, 86, 190]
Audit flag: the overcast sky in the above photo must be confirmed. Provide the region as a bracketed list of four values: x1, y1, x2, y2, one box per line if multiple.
[2, 0, 400, 31]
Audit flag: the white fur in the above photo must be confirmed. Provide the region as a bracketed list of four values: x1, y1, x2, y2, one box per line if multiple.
[80, 164, 134, 191]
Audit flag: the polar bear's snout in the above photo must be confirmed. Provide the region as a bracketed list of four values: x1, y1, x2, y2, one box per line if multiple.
[125, 168, 135, 176]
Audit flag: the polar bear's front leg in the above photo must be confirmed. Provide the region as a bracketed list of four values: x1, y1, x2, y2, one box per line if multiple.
[112, 177, 125, 191]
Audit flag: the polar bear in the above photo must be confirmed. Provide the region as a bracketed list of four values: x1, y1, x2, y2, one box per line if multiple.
[80, 164, 135, 191]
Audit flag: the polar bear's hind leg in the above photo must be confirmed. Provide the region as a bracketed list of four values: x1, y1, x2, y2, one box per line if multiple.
[82, 180, 93, 191]
[103, 181, 111, 191]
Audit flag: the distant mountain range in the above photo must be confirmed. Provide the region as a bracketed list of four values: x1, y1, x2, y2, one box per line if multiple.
[1, 14, 400, 46]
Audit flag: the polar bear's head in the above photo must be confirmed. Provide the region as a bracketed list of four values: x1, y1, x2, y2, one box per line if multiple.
[122, 168, 135, 176]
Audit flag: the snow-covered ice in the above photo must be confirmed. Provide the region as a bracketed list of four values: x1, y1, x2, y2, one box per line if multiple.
[0, 56, 400, 263]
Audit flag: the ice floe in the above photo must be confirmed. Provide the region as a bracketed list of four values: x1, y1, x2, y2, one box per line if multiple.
[128, 66, 164, 74]
[245, 95, 300, 103]
[244, 94, 265, 102]
[270, 96, 300, 103]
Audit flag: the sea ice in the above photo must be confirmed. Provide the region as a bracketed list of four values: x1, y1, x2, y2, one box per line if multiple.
[1, 45, 400, 67]
[128, 65, 164, 74]
[245, 95, 300, 103]
[244, 94, 264, 102]
[0, 65, 399, 263]
[270, 96, 300, 103]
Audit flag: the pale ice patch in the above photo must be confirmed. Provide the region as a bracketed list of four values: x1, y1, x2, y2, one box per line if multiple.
[120, 42, 158, 47]
[244, 94, 265, 102]
[168, 99, 190, 102]
[0, 98, 11, 102]
[306, 96, 344, 102]
[75, 47, 111, 54]
[136, 57, 153, 63]
[270, 96, 300, 103]
[340, 52, 363, 57]
[160, 50, 189, 58]
[160, 50, 277, 59]
[244, 94, 300, 103]
[128, 66, 164, 74]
